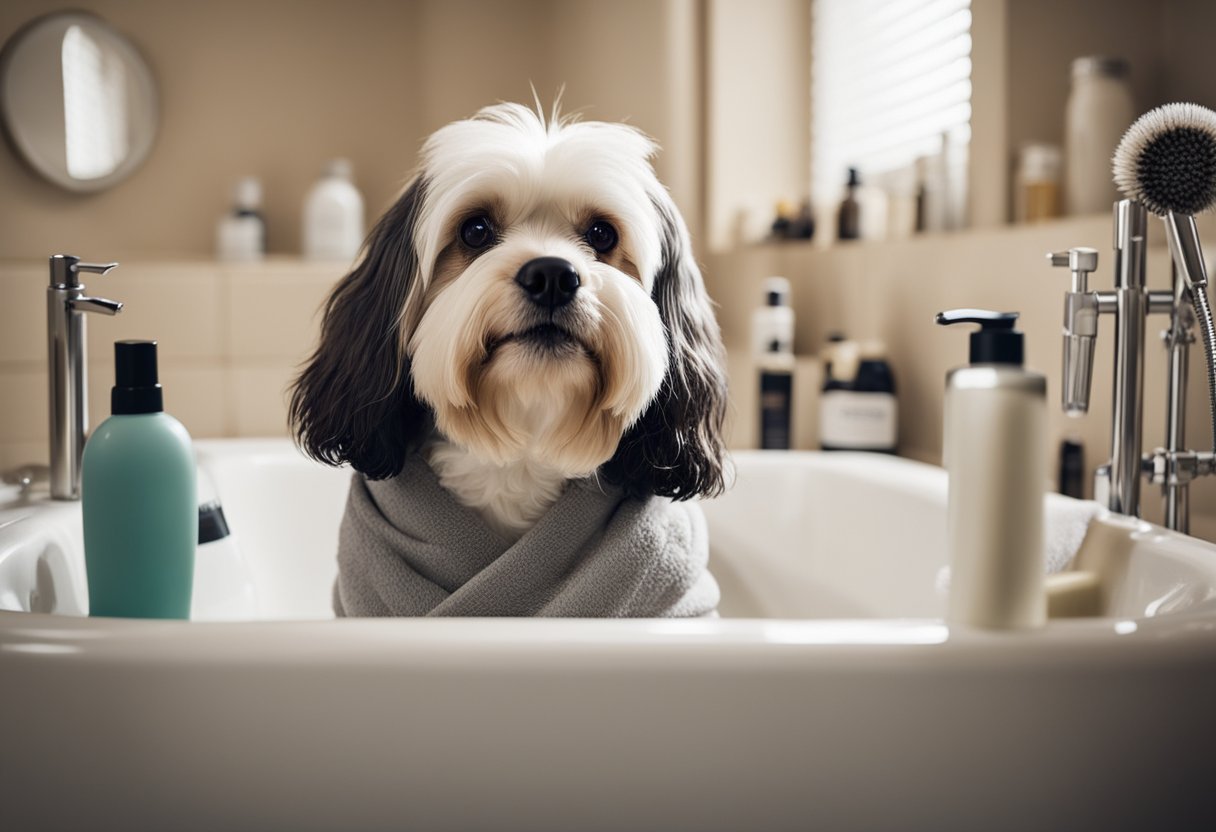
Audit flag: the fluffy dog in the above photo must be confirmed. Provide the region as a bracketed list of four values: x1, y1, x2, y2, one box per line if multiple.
[289, 103, 727, 616]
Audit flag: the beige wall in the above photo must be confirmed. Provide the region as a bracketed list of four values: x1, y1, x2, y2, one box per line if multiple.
[704, 0, 809, 251]
[0, 0, 702, 261]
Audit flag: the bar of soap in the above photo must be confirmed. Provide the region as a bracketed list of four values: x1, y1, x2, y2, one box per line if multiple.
[1046, 571, 1102, 618]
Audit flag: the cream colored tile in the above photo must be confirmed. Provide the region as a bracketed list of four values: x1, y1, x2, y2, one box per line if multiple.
[85, 263, 223, 361]
[163, 365, 228, 439]
[229, 364, 297, 437]
[0, 440, 49, 472]
[723, 349, 755, 451]
[0, 263, 49, 364]
[88, 361, 228, 439]
[224, 264, 343, 362]
[0, 369, 48, 443]
[792, 357, 823, 452]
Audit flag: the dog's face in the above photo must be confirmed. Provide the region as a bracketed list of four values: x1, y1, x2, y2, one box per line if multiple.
[291, 103, 727, 499]
[408, 107, 670, 475]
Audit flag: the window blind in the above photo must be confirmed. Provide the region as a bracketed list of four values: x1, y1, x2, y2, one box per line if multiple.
[811, 0, 971, 200]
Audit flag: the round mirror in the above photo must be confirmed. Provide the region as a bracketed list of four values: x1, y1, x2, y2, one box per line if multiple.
[0, 11, 159, 193]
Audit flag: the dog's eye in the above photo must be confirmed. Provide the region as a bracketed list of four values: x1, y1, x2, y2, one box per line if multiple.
[584, 220, 618, 254]
[460, 216, 496, 250]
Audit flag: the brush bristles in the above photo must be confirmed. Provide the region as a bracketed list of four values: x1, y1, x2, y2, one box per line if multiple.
[1113, 102, 1216, 216]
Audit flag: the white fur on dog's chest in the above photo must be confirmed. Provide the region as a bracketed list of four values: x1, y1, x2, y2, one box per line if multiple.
[425, 439, 571, 542]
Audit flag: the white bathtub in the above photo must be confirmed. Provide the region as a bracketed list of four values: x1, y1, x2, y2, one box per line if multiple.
[1, 439, 1214, 831]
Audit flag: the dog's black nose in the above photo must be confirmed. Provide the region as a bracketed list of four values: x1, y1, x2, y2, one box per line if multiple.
[515, 257, 580, 309]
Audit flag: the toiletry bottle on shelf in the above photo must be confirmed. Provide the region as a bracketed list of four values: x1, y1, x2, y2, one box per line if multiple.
[216, 177, 266, 261]
[791, 199, 815, 240]
[759, 342, 794, 450]
[303, 158, 365, 261]
[820, 332, 847, 379]
[837, 168, 861, 241]
[752, 277, 794, 449]
[82, 341, 197, 619]
[819, 340, 897, 453]
[751, 277, 794, 358]
[1015, 144, 1062, 223]
[857, 180, 889, 241]
[769, 200, 795, 239]
[820, 342, 854, 447]
[1065, 57, 1134, 216]
[1058, 439, 1084, 499]
[917, 144, 949, 233]
[936, 310, 1046, 630]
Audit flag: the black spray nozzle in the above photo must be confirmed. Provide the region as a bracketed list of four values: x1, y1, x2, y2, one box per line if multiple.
[936, 309, 1024, 366]
[112, 340, 164, 415]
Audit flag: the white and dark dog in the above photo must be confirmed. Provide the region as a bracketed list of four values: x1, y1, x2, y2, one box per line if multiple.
[290, 103, 728, 616]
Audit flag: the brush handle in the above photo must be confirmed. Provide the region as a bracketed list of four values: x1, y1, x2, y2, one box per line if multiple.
[1164, 211, 1209, 290]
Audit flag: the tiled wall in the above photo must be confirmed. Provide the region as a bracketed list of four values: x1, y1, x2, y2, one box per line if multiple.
[0, 259, 344, 471]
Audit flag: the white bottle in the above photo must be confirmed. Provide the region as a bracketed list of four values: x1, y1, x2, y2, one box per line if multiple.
[937, 309, 1046, 630]
[1065, 57, 1135, 216]
[856, 182, 889, 242]
[303, 158, 365, 261]
[750, 277, 794, 359]
[216, 177, 266, 261]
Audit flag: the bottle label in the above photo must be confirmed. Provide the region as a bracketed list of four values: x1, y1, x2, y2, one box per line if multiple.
[819, 391, 897, 449]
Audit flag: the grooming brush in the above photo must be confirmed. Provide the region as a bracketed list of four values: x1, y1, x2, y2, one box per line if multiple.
[1113, 102, 1216, 290]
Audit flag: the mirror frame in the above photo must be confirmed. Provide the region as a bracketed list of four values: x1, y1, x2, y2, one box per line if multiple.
[0, 11, 160, 193]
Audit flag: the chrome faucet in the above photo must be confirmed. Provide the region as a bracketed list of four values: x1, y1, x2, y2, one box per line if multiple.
[1051, 199, 1216, 532]
[47, 254, 122, 500]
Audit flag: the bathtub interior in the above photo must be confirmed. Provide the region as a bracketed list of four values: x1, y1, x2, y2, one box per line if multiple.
[3, 440, 1216, 623]
[197, 444, 958, 621]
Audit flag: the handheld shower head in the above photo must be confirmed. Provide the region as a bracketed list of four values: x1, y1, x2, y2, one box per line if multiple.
[1113, 103, 1216, 292]
[1116, 103, 1216, 459]
[1113, 102, 1216, 217]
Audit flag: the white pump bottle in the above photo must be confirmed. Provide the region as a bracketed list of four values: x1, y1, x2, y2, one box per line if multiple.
[937, 309, 1047, 630]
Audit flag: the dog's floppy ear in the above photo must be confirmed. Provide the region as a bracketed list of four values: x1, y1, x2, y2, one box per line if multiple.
[602, 194, 729, 500]
[289, 178, 431, 479]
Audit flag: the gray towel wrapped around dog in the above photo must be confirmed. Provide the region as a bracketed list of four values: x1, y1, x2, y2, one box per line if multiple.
[333, 454, 720, 617]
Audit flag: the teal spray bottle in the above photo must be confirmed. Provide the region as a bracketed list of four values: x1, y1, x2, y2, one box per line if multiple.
[82, 340, 197, 618]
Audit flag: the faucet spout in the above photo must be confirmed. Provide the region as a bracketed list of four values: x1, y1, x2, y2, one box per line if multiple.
[70, 297, 124, 316]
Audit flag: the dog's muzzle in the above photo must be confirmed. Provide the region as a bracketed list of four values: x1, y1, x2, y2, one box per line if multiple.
[515, 257, 580, 310]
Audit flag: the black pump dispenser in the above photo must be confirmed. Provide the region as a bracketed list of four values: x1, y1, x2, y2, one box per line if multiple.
[935, 309, 1024, 366]
[111, 340, 164, 414]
